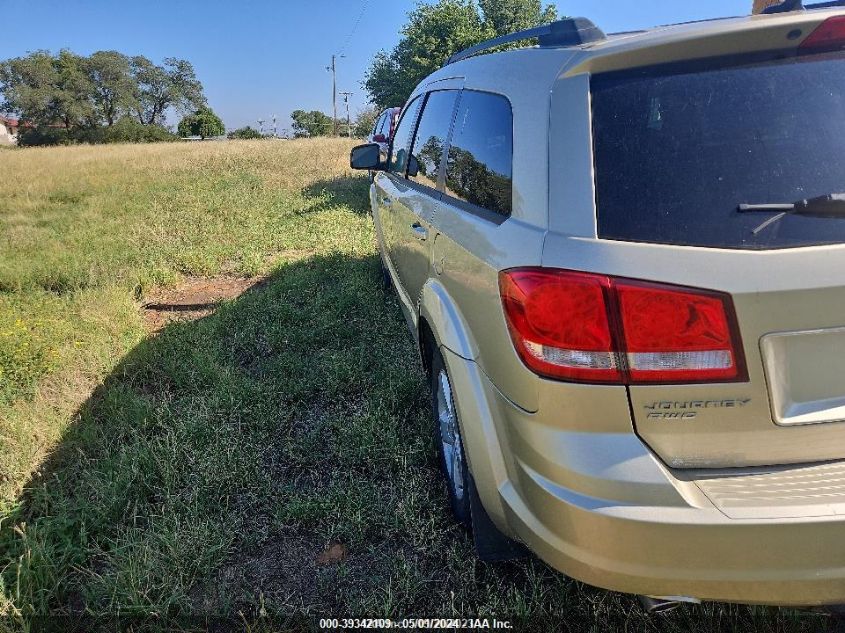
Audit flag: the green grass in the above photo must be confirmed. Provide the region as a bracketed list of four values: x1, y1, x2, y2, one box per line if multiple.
[0, 140, 833, 632]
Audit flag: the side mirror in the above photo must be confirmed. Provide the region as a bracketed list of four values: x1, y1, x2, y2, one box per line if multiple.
[372, 133, 387, 143]
[350, 143, 382, 170]
[407, 154, 419, 178]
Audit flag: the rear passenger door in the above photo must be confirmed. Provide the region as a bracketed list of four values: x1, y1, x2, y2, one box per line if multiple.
[388, 90, 460, 308]
[429, 90, 515, 355]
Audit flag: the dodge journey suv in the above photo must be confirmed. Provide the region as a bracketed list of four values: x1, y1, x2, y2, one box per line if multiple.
[350, 2, 845, 610]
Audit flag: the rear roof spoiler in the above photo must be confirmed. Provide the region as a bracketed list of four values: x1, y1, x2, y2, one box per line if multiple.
[445, 17, 606, 66]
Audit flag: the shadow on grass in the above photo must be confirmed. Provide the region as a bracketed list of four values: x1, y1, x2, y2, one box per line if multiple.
[0, 252, 437, 629]
[301, 175, 371, 217]
[0, 253, 835, 632]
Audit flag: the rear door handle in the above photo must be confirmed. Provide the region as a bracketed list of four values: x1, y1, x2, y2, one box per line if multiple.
[411, 223, 428, 241]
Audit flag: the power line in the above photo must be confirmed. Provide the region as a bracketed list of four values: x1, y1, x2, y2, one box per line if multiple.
[337, 0, 370, 56]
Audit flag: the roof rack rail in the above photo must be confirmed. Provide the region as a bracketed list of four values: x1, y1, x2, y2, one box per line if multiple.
[761, 0, 845, 13]
[445, 17, 606, 65]
[806, 0, 845, 7]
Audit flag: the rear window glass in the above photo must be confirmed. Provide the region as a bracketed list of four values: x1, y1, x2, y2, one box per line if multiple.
[445, 90, 513, 217]
[592, 52, 845, 249]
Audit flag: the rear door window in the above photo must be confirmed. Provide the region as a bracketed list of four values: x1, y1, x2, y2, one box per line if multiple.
[444, 90, 513, 217]
[408, 91, 459, 190]
[592, 52, 845, 249]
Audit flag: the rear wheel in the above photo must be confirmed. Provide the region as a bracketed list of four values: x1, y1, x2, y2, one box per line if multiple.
[431, 347, 471, 526]
[429, 343, 529, 560]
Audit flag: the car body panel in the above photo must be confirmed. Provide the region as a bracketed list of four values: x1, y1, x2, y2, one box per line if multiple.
[361, 6, 845, 605]
[449, 349, 845, 606]
[384, 178, 440, 308]
[428, 210, 544, 412]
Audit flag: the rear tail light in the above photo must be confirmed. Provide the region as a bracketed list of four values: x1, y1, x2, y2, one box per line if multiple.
[800, 16, 845, 53]
[499, 268, 747, 385]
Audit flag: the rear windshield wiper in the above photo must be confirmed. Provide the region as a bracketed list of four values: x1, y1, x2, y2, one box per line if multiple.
[738, 193, 845, 234]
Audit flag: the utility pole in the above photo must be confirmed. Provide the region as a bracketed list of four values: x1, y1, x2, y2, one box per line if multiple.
[326, 54, 344, 136]
[272, 114, 277, 138]
[340, 91, 353, 137]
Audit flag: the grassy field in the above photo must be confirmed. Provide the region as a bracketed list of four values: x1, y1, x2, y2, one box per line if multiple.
[0, 139, 834, 632]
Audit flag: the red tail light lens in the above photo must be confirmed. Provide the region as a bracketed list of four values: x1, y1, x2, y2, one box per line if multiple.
[499, 270, 622, 383]
[800, 16, 845, 53]
[499, 268, 747, 385]
[615, 281, 742, 383]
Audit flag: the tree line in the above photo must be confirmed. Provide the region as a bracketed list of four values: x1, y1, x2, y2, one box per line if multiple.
[292, 0, 558, 139]
[365, 0, 557, 109]
[0, 50, 211, 145]
[3, 0, 559, 145]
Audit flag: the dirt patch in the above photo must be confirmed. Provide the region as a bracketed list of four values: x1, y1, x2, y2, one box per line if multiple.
[142, 275, 266, 332]
[316, 542, 348, 566]
[193, 533, 403, 618]
[195, 534, 329, 615]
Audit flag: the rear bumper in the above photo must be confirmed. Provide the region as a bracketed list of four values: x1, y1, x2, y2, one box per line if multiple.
[443, 346, 845, 606]
[501, 470, 845, 606]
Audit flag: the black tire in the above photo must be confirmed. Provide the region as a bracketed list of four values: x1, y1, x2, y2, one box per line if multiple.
[380, 258, 393, 293]
[430, 346, 472, 527]
[429, 344, 529, 560]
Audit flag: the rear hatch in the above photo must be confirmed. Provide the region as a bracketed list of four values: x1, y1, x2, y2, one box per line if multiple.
[590, 30, 845, 469]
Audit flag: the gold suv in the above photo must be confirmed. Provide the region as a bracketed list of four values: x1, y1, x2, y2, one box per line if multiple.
[351, 2, 845, 610]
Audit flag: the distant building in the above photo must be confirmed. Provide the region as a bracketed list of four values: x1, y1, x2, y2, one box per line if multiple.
[0, 116, 19, 145]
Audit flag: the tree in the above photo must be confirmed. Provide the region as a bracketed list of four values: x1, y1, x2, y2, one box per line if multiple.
[227, 126, 263, 139]
[290, 109, 333, 137]
[364, 0, 557, 108]
[87, 51, 137, 126]
[0, 51, 59, 126]
[131, 56, 205, 126]
[365, 0, 490, 109]
[0, 49, 209, 145]
[53, 50, 95, 129]
[353, 105, 380, 138]
[478, 0, 556, 35]
[177, 106, 224, 138]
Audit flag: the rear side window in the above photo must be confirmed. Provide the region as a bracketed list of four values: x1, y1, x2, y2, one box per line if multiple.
[408, 91, 459, 190]
[389, 97, 422, 176]
[592, 52, 845, 249]
[445, 90, 513, 217]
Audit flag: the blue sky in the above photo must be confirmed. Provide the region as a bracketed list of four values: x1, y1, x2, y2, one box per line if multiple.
[1, 0, 753, 132]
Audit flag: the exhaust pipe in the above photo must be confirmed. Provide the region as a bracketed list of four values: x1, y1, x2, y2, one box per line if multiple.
[639, 595, 701, 614]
